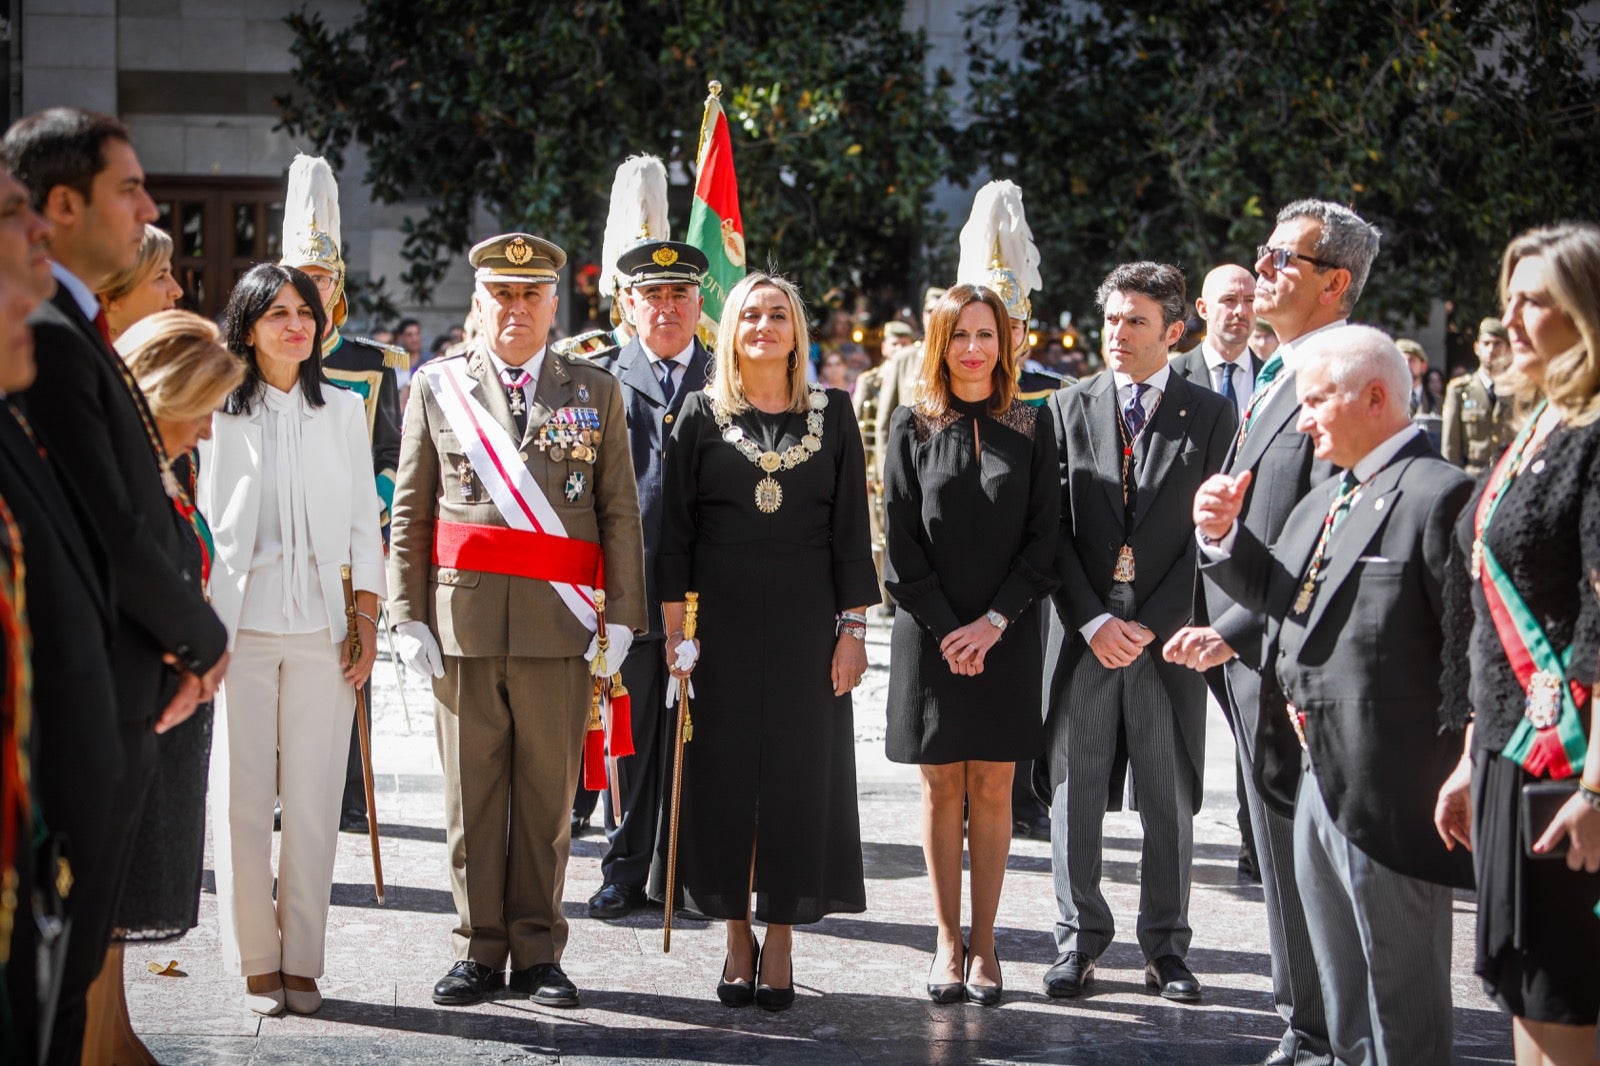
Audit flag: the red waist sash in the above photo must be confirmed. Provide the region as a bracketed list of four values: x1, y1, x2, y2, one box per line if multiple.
[432, 521, 602, 586]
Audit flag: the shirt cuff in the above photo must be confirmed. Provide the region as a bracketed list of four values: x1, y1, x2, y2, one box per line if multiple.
[1196, 522, 1239, 560]
[1080, 612, 1113, 644]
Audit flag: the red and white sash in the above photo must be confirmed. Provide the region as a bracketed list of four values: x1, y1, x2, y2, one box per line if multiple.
[420, 357, 598, 631]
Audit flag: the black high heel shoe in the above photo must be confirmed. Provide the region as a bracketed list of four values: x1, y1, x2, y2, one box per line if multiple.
[964, 950, 1003, 1007]
[717, 935, 759, 1007]
[754, 941, 795, 1012]
[926, 945, 966, 1004]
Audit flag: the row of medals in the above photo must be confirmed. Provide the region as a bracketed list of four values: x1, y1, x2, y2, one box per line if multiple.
[534, 405, 602, 463]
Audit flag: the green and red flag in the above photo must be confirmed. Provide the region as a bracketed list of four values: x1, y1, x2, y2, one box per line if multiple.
[686, 80, 745, 337]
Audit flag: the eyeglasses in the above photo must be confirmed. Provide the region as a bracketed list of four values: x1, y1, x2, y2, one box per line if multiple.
[306, 273, 339, 293]
[1256, 246, 1339, 273]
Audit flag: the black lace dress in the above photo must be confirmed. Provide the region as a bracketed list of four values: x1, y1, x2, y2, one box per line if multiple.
[115, 452, 213, 942]
[1442, 416, 1600, 1024]
[881, 398, 1060, 764]
[654, 387, 880, 925]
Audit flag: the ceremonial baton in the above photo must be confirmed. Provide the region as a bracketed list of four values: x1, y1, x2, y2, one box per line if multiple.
[593, 590, 624, 823]
[663, 591, 698, 952]
[341, 565, 385, 905]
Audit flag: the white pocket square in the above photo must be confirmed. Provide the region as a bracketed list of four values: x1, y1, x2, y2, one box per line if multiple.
[1357, 555, 1392, 563]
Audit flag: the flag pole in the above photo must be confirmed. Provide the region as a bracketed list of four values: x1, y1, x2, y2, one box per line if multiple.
[694, 81, 722, 169]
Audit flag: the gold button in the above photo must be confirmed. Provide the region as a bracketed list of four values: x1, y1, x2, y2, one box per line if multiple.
[664, 413, 674, 424]
[519, 451, 529, 461]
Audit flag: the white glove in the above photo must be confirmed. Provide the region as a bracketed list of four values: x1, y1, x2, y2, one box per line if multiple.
[393, 620, 445, 679]
[585, 623, 633, 668]
[665, 639, 698, 705]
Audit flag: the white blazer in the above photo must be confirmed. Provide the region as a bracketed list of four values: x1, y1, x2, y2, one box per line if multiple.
[198, 384, 386, 647]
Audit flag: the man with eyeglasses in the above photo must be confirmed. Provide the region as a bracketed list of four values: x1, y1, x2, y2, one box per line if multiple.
[1164, 199, 1381, 1066]
[581, 238, 712, 920]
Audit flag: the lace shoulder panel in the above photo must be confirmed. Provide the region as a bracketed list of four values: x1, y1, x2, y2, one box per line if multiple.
[995, 401, 1038, 439]
[910, 407, 961, 443]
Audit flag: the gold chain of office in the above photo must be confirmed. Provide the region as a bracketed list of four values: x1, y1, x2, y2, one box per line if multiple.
[712, 385, 828, 513]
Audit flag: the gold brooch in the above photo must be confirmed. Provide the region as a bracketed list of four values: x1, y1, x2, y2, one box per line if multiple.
[506, 238, 533, 266]
[652, 247, 680, 267]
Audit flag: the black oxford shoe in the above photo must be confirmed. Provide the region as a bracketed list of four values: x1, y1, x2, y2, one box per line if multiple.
[1043, 951, 1095, 998]
[511, 962, 580, 1008]
[587, 882, 647, 920]
[1260, 1048, 1295, 1065]
[432, 960, 503, 1006]
[1144, 954, 1202, 1002]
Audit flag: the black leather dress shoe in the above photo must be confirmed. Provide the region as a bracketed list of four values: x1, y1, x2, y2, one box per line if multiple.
[1259, 1048, 1294, 1065]
[926, 946, 965, 1004]
[963, 954, 1002, 1008]
[511, 962, 580, 1007]
[432, 960, 503, 1006]
[1238, 844, 1262, 884]
[1144, 954, 1202, 1002]
[1043, 951, 1095, 998]
[587, 882, 646, 920]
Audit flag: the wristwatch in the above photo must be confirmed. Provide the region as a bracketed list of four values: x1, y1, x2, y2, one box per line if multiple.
[984, 609, 1009, 632]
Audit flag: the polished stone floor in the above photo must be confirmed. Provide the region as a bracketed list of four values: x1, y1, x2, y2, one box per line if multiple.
[126, 624, 1515, 1064]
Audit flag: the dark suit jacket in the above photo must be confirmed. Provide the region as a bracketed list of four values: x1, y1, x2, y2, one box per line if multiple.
[1200, 434, 1474, 888]
[586, 336, 711, 639]
[0, 402, 120, 1049]
[23, 286, 226, 723]
[1196, 368, 1338, 811]
[1047, 370, 1236, 812]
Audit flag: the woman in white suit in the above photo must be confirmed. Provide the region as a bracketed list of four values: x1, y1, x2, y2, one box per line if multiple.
[200, 263, 385, 1017]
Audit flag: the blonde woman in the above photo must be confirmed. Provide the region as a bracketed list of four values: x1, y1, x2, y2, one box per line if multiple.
[98, 224, 183, 340]
[656, 273, 879, 1010]
[1435, 223, 1600, 1066]
[201, 264, 384, 1017]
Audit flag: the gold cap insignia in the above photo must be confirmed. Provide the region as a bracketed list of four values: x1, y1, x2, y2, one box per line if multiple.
[652, 247, 680, 267]
[506, 238, 534, 266]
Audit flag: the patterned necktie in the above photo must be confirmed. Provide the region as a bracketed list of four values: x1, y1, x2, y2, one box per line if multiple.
[501, 367, 531, 434]
[93, 308, 113, 348]
[1294, 471, 1362, 615]
[1218, 362, 1237, 408]
[1122, 382, 1149, 439]
[656, 359, 679, 404]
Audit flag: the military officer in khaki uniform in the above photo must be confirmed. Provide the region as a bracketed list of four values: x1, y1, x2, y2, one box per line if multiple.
[1441, 316, 1514, 475]
[388, 232, 645, 1009]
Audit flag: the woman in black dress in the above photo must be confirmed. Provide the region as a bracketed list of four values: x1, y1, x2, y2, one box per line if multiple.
[881, 284, 1058, 1006]
[658, 273, 879, 1011]
[1434, 223, 1600, 1065]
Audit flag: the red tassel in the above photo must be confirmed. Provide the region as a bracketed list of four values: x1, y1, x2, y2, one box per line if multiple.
[1525, 729, 1575, 780]
[583, 725, 606, 791]
[609, 686, 634, 759]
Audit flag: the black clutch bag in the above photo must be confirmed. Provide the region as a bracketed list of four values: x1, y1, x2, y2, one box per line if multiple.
[1521, 780, 1579, 860]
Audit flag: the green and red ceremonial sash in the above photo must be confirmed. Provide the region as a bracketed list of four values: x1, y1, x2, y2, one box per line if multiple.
[1474, 403, 1589, 779]
[686, 81, 746, 336]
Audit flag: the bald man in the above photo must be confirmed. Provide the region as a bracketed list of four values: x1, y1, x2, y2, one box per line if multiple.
[1169, 265, 1262, 423]
[1192, 325, 1471, 1065]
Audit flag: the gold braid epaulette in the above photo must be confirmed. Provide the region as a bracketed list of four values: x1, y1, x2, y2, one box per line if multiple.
[348, 335, 410, 371]
[553, 329, 616, 360]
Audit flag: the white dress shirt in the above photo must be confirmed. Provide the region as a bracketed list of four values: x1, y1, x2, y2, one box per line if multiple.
[1276, 318, 1348, 374]
[486, 346, 546, 414]
[646, 338, 694, 394]
[239, 382, 328, 634]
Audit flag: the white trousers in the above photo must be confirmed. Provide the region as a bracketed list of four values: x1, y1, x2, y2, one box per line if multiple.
[210, 628, 353, 978]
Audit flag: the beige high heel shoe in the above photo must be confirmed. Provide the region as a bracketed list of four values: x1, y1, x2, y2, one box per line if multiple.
[244, 972, 285, 1017]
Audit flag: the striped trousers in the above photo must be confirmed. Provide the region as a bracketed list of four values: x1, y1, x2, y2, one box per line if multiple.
[1048, 583, 1194, 961]
[1296, 768, 1453, 1066]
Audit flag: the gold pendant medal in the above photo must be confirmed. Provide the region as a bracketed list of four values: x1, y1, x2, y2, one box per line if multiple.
[1111, 544, 1136, 583]
[1525, 670, 1563, 729]
[1293, 581, 1314, 615]
[755, 476, 783, 513]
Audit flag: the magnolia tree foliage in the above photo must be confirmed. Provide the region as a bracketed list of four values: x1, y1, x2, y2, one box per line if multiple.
[962, 0, 1600, 332]
[279, 0, 951, 308]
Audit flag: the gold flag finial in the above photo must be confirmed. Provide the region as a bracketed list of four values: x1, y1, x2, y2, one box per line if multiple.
[708, 80, 722, 98]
